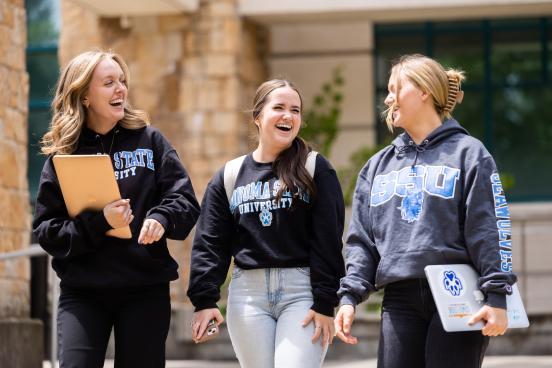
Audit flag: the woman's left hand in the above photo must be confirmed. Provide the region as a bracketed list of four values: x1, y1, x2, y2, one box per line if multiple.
[302, 309, 335, 347]
[138, 218, 165, 245]
[468, 305, 508, 336]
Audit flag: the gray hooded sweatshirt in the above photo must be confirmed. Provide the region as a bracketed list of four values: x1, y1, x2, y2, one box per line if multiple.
[338, 119, 516, 309]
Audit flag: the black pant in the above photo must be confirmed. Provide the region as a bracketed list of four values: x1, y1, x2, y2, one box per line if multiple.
[378, 279, 489, 368]
[57, 283, 171, 368]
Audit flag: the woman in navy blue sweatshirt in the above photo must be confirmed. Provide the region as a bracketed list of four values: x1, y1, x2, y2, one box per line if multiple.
[335, 54, 517, 368]
[187, 79, 345, 368]
[32, 50, 200, 367]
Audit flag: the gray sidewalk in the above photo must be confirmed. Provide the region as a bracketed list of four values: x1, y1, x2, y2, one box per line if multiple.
[43, 355, 552, 368]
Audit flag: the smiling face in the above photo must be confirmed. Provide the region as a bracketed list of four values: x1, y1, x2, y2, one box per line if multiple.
[384, 71, 427, 132]
[83, 57, 128, 133]
[255, 86, 302, 154]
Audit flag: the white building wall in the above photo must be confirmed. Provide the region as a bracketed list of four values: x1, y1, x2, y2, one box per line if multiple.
[269, 22, 375, 167]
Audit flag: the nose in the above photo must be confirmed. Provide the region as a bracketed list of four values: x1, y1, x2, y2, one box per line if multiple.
[283, 111, 292, 121]
[115, 80, 125, 92]
[384, 93, 394, 107]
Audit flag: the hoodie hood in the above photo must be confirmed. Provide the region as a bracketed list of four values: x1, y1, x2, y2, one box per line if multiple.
[392, 119, 469, 150]
[391, 119, 469, 166]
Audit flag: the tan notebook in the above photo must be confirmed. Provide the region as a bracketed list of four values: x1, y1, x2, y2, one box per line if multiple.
[52, 154, 132, 239]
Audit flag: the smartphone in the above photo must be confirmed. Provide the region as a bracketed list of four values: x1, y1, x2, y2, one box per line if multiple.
[197, 319, 219, 343]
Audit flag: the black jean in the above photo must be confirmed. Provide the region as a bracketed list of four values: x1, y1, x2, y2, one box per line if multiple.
[57, 283, 171, 368]
[378, 279, 489, 368]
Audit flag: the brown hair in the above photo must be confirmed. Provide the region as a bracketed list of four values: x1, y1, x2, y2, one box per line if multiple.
[383, 54, 465, 131]
[41, 49, 149, 155]
[252, 79, 316, 206]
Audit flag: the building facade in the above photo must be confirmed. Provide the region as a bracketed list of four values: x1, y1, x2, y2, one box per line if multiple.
[6, 0, 552, 361]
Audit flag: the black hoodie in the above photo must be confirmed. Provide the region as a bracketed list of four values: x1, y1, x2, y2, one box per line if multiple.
[32, 124, 200, 288]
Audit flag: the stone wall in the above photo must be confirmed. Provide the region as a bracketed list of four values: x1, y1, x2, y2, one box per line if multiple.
[59, 0, 267, 312]
[0, 1, 42, 367]
[0, 0, 31, 320]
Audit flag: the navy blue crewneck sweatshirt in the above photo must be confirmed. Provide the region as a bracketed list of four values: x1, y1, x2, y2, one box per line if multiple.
[187, 153, 345, 316]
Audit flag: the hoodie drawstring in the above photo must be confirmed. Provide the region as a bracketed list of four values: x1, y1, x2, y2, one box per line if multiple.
[412, 142, 427, 168]
[396, 139, 429, 169]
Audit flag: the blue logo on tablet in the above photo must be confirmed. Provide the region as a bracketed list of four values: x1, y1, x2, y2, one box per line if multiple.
[443, 270, 463, 296]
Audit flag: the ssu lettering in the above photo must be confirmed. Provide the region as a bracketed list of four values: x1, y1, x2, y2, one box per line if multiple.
[371, 165, 460, 207]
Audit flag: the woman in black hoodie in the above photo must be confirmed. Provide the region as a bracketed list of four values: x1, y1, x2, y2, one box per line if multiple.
[32, 50, 200, 367]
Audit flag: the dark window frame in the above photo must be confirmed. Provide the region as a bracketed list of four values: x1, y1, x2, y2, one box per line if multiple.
[374, 17, 551, 202]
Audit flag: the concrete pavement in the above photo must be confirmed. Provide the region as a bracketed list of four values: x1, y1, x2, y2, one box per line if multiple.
[43, 355, 552, 367]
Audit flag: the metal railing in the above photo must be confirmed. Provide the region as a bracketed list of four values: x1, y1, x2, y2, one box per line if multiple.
[0, 244, 58, 368]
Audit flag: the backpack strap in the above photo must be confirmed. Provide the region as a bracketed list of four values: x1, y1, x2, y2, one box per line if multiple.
[224, 155, 246, 203]
[306, 150, 318, 178]
[224, 151, 318, 204]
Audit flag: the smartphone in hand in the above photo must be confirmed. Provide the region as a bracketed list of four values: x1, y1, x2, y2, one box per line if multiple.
[197, 319, 219, 343]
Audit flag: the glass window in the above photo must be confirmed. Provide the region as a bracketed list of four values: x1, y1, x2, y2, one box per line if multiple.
[434, 32, 485, 82]
[491, 28, 542, 85]
[492, 87, 552, 200]
[451, 90, 485, 140]
[27, 51, 59, 101]
[27, 0, 60, 46]
[26, 0, 60, 202]
[374, 17, 552, 201]
[28, 109, 51, 198]
[543, 27, 552, 80]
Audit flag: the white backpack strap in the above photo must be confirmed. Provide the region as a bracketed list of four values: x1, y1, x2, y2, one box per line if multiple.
[306, 150, 318, 178]
[224, 155, 247, 203]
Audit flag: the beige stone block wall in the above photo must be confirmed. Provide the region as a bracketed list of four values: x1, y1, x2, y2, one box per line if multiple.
[0, 0, 30, 318]
[59, 0, 267, 303]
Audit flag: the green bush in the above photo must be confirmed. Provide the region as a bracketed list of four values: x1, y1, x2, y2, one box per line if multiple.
[301, 67, 345, 156]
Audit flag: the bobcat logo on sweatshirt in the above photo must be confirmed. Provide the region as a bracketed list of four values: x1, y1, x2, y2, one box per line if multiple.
[371, 165, 460, 223]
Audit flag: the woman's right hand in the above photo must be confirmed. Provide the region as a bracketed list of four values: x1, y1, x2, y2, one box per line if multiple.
[191, 308, 224, 343]
[103, 199, 133, 229]
[334, 304, 358, 344]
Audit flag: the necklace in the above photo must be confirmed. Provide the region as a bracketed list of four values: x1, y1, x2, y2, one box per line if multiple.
[97, 129, 118, 155]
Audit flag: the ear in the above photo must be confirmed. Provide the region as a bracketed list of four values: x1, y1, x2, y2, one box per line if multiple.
[419, 89, 429, 101]
[82, 97, 89, 108]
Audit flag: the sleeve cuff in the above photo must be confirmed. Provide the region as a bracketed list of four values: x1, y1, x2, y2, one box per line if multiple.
[147, 213, 170, 232]
[486, 292, 507, 309]
[79, 210, 113, 234]
[311, 298, 337, 317]
[339, 293, 359, 308]
[193, 300, 219, 312]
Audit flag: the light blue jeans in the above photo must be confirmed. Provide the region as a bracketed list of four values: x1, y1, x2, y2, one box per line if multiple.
[226, 267, 327, 368]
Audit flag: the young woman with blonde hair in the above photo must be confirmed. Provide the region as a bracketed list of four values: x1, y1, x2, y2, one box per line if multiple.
[33, 50, 200, 367]
[187, 79, 345, 368]
[335, 54, 517, 368]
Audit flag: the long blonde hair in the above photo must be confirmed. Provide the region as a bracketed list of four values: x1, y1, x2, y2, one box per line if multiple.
[41, 50, 149, 155]
[383, 54, 465, 132]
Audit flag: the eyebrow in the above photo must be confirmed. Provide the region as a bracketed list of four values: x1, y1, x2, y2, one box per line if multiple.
[101, 72, 125, 80]
[273, 102, 300, 109]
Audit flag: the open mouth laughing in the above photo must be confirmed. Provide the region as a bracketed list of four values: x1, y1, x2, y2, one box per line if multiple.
[276, 123, 292, 132]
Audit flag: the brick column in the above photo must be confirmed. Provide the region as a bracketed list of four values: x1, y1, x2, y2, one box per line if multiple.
[0, 1, 43, 367]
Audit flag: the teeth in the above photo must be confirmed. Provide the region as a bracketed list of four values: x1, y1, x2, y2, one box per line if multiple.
[276, 124, 292, 129]
[110, 99, 123, 104]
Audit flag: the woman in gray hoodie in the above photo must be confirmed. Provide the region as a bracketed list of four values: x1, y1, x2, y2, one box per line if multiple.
[334, 54, 517, 368]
